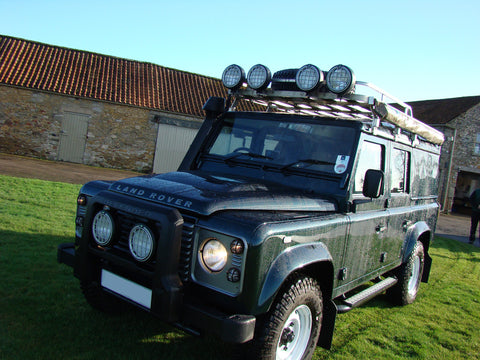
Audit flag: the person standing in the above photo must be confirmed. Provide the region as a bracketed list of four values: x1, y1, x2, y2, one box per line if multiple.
[469, 188, 480, 244]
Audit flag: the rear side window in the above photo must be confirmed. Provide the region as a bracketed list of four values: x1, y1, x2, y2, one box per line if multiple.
[354, 141, 384, 193]
[391, 148, 410, 193]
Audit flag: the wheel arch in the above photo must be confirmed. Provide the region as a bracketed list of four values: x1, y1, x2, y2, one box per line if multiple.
[403, 221, 432, 282]
[256, 242, 337, 349]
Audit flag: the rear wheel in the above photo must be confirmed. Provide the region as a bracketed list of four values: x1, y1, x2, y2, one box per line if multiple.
[252, 275, 323, 360]
[387, 241, 425, 305]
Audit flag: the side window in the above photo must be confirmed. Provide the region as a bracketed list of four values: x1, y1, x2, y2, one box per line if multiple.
[391, 148, 410, 193]
[354, 141, 384, 193]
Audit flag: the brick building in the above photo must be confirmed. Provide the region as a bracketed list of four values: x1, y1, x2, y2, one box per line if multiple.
[1, 35, 479, 212]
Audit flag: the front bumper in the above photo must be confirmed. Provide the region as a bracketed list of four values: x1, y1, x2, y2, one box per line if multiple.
[57, 243, 256, 343]
[57, 242, 75, 267]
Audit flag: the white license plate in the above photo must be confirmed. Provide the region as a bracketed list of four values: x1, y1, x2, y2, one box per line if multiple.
[101, 269, 152, 309]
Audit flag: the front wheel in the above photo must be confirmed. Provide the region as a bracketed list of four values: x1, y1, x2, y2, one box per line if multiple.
[252, 275, 323, 360]
[387, 241, 425, 305]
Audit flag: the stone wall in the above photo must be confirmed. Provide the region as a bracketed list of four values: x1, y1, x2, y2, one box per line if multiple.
[0, 86, 60, 158]
[439, 103, 480, 211]
[81, 100, 157, 172]
[0, 85, 200, 172]
[450, 103, 480, 168]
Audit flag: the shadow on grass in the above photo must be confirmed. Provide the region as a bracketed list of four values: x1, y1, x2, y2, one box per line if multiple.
[0, 229, 232, 360]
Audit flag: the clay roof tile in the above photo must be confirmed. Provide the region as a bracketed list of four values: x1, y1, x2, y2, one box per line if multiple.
[0, 35, 229, 117]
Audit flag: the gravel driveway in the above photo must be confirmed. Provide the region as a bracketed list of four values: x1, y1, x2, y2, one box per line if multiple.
[0, 153, 141, 184]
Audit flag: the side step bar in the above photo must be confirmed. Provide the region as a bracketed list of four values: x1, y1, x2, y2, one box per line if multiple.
[336, 277, 397, 314]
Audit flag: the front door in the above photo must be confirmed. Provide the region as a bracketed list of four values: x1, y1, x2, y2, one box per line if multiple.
[342, 139, 389, 285]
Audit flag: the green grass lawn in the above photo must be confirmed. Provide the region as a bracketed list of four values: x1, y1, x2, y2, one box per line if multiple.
[0, 174, 479, 359]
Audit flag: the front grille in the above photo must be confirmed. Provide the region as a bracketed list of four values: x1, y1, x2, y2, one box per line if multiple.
[179, 214, 197, 282]
[95, 207, 197, 281]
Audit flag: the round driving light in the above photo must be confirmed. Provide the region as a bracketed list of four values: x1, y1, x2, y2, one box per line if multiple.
[77, 194, 87, 206]
[247, 64, 271, 90]
[227, 268, 241, 283]
[222, 64, 245, 89]
[230, 239, 244, 255]
[326, 64, 355, 94]
[201, 239, 228, 272]
[129, 224, 155, 262]
[296, 64, 324, 92]
[92, 210, 114, 246]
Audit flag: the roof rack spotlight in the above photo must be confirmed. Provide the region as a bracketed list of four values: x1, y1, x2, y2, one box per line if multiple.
[296, 64, 324, 92]
[247, 64, 271, 90]
[326, 64, 356, 95]
[222, 64, 246, 89]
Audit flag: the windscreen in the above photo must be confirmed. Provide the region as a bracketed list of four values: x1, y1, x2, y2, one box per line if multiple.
[206, 115, 357, 175]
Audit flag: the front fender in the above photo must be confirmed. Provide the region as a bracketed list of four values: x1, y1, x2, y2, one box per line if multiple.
[257, 242, 333, 312]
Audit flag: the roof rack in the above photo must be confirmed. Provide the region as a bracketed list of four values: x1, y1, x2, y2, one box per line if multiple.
[227, 81, 444, 146]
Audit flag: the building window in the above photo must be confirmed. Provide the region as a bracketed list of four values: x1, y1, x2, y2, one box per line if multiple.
[474, 133, 480, 155]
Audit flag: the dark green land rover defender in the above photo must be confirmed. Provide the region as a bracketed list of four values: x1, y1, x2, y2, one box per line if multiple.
[58, 64, 444, 360]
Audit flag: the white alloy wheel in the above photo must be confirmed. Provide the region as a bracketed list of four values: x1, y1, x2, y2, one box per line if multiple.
[276, 304, 312, 360]
[407, 255, 421, 297]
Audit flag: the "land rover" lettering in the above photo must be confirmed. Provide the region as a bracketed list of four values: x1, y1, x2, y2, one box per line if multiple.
[114, 184, 192, 208]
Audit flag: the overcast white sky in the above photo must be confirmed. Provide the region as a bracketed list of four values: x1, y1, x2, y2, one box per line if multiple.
[1, 0, 479, 101]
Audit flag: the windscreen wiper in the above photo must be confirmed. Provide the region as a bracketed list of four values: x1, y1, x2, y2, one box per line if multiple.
[224, 152, 273, 164]
[280, 159, 335, 172]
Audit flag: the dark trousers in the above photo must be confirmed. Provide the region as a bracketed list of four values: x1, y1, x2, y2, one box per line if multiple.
[470, 211, 480, 242]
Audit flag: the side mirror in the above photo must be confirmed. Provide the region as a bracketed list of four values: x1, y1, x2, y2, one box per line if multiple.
[363, 169, 384, 198]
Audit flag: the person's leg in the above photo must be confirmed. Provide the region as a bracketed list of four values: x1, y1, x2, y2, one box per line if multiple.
[477, 213, 480, 244]
[470, 212, 479, 244]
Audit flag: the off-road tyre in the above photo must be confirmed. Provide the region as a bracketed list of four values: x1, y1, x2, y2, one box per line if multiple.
[80, 280, 124, 314]
[387, 241, 425, 305]
[251, 275, 323, 360]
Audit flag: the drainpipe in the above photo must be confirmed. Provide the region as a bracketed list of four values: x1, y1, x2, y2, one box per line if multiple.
[442, 126, 457, 212]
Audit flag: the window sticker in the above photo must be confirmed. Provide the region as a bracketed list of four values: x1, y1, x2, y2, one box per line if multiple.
[334, 155, 350, 174]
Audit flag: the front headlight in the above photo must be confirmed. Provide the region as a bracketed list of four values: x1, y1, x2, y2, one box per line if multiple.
[193, 230, 246, 295]
[200, 239, 228, 272]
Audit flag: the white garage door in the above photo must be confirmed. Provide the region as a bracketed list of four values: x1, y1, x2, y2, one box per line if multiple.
[153, 124, 198, 173]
